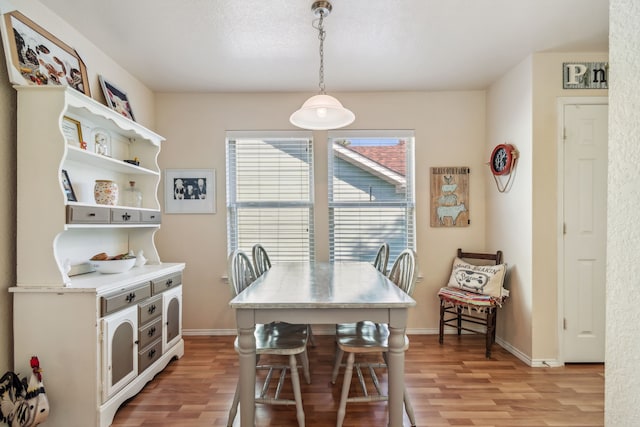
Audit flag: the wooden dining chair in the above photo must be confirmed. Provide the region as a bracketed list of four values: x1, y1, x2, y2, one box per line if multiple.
[330, 248, 418, 427]
[226, 249, 311, 427]
[252, 243, 272, 277]
[372, 242, 390, 274]
[438, 248, 507, 358]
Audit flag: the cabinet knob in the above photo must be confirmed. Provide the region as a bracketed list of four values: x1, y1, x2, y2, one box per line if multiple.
[125, 292, 136, 303]
[148, 348, 156, 358]
[88, 213, 96, 217]
[148, 304, 156, 314]
[166, 279, 173, 288]
[148, 327, 156, 337]
[122, 213, 131, 221]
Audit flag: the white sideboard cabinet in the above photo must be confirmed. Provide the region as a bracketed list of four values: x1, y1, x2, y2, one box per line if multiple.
[10, 86, 185, 427]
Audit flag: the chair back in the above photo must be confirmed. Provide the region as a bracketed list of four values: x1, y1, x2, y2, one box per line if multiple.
[372, 242, 390, 274]
[388, 249, 417, 297]
[457, 248, 503, 265]
[228, 249, 257, 297]
[252, 243, 272, 277]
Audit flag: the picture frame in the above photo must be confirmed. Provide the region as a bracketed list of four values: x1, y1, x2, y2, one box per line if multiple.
[0, 10, 90, 96]
[61, 169, 77, 202]
[98, 75, 135, 121]
[61, 116, 83, 148]
[164, 169, 215, 214]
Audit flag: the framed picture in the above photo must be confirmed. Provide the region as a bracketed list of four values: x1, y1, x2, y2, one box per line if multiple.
[61, 116, 83, 148]
[61, 169, 77, 202]
[430, 167, 470, 227]
[0, 11, 90, 95]
[164, 169, 215, 214]
[99, 75, 135, 121]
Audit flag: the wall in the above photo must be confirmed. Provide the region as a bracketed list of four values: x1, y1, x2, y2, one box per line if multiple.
[0, 0, 156, 372]
[154, 91, 488, 334]
[487, 51, 608, 364]
[486, 56, 534, 358]
[607, 0, 640, 424]
[531, 52, 607, 362]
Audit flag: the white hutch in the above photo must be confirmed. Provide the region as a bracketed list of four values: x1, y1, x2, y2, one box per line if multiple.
[10, 85, 185, 427]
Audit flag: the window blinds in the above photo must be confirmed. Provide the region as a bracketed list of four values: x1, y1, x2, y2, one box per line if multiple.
[226, 134, 314, 262]
[328, 132, 416, 265]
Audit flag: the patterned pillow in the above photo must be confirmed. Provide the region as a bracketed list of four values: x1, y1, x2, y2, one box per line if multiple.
[447, 257, 508, 298]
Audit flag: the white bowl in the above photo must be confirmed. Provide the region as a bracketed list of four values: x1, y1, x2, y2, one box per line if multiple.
[90, 257, 136, 274]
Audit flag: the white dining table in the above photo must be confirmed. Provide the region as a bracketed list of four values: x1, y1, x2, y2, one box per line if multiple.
[229, 261, 416, 427]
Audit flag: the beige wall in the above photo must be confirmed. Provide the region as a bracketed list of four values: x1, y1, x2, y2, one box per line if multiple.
[607, 0, 640, 423]
[0, 0, 156, 372]
[154, 91, 488, 334]
[486, 56, 534, 358]
[531, 52, 607, 361]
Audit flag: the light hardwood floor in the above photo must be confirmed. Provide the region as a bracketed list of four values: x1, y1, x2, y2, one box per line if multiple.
[111, 335, 603, 427]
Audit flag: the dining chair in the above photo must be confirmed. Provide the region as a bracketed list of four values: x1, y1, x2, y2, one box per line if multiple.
[438, 248, 507, 358]
[226, 249, 311, 427]
[372, 242, 390, 274]
[252, 243, 272, 277]
[330, 248, 418, 427]
[250, 243, 316, 347]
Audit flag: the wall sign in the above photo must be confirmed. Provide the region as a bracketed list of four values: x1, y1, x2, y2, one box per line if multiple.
[430, 167, 469, 227]
[563, 62, 608, 89]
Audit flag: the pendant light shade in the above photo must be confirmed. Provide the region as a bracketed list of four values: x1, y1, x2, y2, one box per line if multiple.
[289, 94, 355, 130]
[290, 1, 355, 130]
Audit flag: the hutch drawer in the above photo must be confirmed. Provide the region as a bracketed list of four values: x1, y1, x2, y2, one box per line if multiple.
[151, 272, 182, 295]
[138, 294, 162, 325]
[101, 283, 151, 316]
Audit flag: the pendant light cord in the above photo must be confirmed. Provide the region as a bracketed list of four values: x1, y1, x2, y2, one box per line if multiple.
[315, 13, 326, 94]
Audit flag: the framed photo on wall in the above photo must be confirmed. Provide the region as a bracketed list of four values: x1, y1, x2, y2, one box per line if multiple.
[164, 169, 215, 214]
[99, 75, 135, 121]
[0, 10, 90, 95]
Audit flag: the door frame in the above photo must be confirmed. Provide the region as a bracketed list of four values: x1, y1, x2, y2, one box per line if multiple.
[556, 96, 608, 364]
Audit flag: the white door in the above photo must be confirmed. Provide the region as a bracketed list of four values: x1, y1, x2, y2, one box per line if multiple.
[562, 102, 607, 362]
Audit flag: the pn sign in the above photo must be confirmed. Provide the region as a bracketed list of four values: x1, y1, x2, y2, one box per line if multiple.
[563, 62, 608, 89]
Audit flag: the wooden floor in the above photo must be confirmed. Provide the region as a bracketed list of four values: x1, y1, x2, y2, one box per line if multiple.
[111, 334, 603, 427]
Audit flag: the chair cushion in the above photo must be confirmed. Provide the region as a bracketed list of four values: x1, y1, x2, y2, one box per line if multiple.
[438, 286, 503, 309]
[447, 257, 509, 298]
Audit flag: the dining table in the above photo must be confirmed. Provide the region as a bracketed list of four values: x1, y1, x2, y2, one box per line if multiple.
[229, 261, 417, 427]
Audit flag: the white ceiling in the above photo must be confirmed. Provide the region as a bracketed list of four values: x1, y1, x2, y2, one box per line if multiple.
[38, 0, 609, 93]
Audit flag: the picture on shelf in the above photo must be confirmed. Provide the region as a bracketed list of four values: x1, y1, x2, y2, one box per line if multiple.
[164, 169, 215, 214]
[0, 11, 90, 95]
[61, 116, 83, 148]
[61, 169, 77, 202]
[98, 75, 135, 121]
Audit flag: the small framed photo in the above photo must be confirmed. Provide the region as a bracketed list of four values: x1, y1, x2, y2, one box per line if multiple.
[61, 169, 77, 202]
[61, 116, 83, 148]
[164, 169, 215, 214]
[0, 11, 90, 95]
[98, 75, 135, 121]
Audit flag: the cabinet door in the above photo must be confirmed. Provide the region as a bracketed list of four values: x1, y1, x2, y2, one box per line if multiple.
[162, 286, 182, 353]
[102, 305, 138, 401]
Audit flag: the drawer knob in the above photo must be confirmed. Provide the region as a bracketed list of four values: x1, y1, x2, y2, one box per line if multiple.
[166, 279, 173, 288]
[125, 292, 136, 303]
[148, 348, 156, 358]
[88, 213, 96, 217]
[148, 327, 156, 337]
[148, 304, 156, 314]
[122, 213, 131, 221]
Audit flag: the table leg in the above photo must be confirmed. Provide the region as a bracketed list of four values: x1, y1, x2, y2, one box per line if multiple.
[236, 311, 256, 427]
[387, 324, 406, 427]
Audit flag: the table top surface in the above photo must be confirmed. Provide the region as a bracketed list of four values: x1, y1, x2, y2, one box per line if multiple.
[229, 262, 416, 309]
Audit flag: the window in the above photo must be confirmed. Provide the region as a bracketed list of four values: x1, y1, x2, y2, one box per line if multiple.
[328, 131, 415, 265]
[226, 132, 314, 262]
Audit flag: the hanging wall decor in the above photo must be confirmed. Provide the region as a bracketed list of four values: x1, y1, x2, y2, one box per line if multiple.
[430, 167, 470, 227]
[488, 143, 519, 193]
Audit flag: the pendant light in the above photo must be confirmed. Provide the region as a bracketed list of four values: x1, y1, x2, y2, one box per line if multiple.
[290, 1, 355, 130]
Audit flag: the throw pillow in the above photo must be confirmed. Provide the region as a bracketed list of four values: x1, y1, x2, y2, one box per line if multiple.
[447, 257, 508, 298]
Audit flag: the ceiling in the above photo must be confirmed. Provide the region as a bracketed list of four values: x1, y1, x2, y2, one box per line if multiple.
[38, 0, 609, 93]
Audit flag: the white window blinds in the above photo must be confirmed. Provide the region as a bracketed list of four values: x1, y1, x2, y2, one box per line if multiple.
[226, 133, 314, 262]
[328, 131, 415, 265]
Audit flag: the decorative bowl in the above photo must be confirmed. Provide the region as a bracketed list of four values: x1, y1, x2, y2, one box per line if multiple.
[90, 257, 136, 274]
